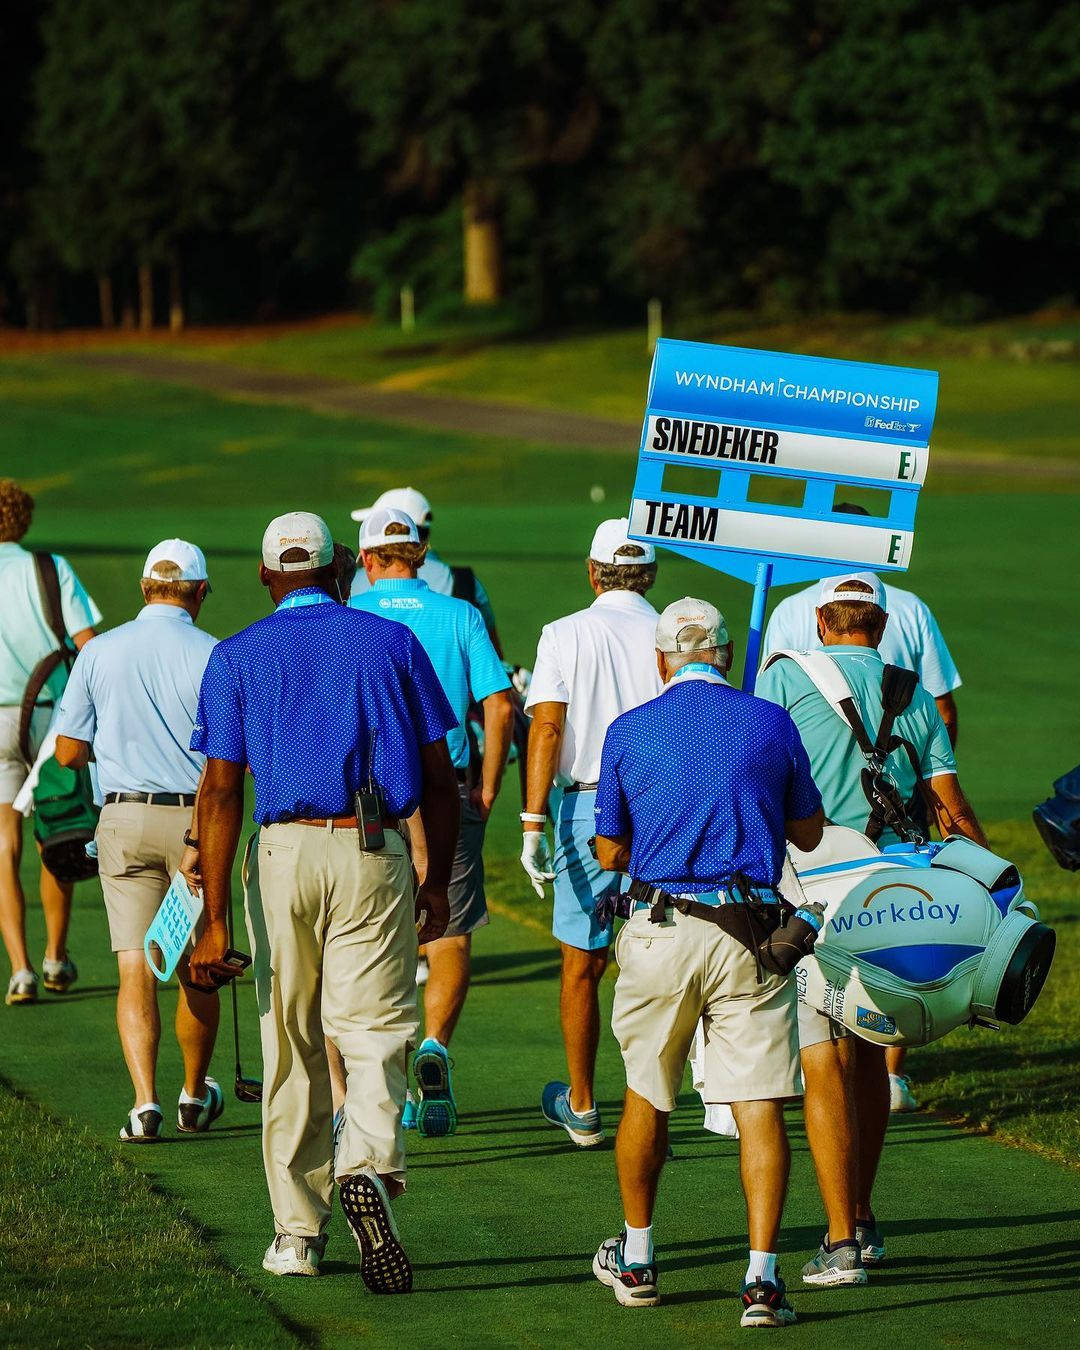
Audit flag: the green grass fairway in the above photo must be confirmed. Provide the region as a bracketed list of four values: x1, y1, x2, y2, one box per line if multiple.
[1, 355, 1078, 1345]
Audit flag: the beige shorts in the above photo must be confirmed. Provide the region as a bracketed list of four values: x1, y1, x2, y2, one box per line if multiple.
[612, 906, 803, 1111]
[796, 997, 849, 1050]
[95, 801, 190, 952]
[0, 705, 51, 805]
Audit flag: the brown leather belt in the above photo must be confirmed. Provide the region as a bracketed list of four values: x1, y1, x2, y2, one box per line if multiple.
[291, 814, 402, 833]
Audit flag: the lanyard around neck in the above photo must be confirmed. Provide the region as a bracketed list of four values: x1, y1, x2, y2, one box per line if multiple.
[276, 590, 335, 611]
[669, 662, 728, 685]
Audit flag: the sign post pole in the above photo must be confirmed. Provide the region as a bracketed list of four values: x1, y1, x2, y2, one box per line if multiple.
[742, 560, 773, 694]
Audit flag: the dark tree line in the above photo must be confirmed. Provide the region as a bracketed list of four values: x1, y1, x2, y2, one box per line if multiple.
[2, 0, 1076, 330]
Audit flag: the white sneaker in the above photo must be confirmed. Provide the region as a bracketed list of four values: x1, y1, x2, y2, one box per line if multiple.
[177, 1078, 225, 1133]
[262, 1233, 325, 1277]
[5, 969, 38, 1006]
[889, 1073, 918, 1112]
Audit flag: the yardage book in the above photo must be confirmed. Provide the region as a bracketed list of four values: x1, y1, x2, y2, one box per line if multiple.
[144, 870, 203, 981]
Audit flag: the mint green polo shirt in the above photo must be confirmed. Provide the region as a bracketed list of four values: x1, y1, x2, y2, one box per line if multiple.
[0, 543, 102, 706]
[756, 645, 955, 847]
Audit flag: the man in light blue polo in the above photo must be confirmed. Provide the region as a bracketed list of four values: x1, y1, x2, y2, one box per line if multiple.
[53, 539, 223, 1144]
[349, 506, 513, 1138]
[757, 572, 986, 1289]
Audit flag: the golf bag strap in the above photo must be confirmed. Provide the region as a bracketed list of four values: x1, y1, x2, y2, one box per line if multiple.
[626, 877, 788, 937]
[18, 554, 71, 764]
[762, 649, 876, 755]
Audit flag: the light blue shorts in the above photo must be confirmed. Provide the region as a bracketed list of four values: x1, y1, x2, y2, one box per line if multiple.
[551, 787, 624, 952]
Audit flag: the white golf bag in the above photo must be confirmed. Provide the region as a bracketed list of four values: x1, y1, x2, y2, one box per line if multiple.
[790, 826, 1056, 1046]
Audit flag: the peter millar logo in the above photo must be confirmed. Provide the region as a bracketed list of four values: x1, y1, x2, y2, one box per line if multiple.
[830, 881, 962, 935]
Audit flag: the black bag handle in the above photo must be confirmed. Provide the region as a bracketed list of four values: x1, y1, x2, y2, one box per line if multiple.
[18, 554, 73, 764]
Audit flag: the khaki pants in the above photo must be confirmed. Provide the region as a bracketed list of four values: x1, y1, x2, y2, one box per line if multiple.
[245, 821, 418, 1239]
[96, 801, 190, 951]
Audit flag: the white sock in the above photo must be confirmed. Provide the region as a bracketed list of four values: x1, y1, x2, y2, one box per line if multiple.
[134, 1101, 161, 1116]
[623, 1223, 654, 1265]
[745, 1250, 777, 1285]
[178, 1086, 210, 1106]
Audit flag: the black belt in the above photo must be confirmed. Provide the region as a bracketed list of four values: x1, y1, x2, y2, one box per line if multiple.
[563, 781, 598, 795]
[104, 792, 195, 808]
[455, 767, 469, 783]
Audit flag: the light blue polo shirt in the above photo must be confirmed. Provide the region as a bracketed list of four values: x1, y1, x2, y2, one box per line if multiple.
[0, 542, 102, 705]
[350, 548, 498, 639]
[757, 645, 956, 847]
[56, 604, 217, 795]
[350, 578, 509, 769]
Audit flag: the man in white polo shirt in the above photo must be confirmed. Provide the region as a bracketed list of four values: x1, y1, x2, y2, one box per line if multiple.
[521, 519, 662, 1146]
[54, 540, 223, 1144]
[0, 478, 100, 1006]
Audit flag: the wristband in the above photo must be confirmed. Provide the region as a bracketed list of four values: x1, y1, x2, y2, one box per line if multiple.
[183, 830, 199, 849]
[519, 812, 547, 824]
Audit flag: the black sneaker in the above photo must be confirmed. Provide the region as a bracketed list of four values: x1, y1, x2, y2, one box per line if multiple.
[339, 1169, 412, 1293]
[592, 1234, 660, 1307]
[119, 1104, 163, 1144]
[177, 1078, 225, 1133]
[741, 1270, 797, 1328]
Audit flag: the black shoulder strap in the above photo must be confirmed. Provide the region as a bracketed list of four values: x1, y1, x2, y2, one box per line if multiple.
[33, 552, 67, 647]
[875, 665, 919, 758]
[450, 565, 478, 609]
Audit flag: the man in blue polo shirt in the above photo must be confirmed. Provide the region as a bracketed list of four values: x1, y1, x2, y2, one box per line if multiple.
[591, 597, 823, 1328]
[188, 511, 460, 1291]
[349, 506, 513, 1138]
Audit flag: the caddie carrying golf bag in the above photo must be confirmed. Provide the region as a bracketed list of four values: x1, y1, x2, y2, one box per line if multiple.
[790, 826, 1055, 1046]
[18, 553, 99, 883]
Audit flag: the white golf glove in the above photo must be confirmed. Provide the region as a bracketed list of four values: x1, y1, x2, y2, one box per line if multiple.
[520, 830, 555, 899]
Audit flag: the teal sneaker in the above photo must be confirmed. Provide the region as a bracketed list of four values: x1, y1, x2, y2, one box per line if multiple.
[402, 1091, 417, 1131]
[541, 1081, 604, 1147]
[412, 1039, 457, 1137]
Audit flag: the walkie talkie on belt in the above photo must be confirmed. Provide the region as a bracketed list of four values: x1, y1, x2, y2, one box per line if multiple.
[354, 728, 386, 852]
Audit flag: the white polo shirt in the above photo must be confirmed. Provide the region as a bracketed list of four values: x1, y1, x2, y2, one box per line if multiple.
[761, 578, 961, 699]
[525, 589, 662, 786]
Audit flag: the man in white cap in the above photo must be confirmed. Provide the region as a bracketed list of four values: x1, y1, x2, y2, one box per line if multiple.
[762, 508, 963, 1114]
[348, 506, 513, 1138]
[757, 573, 986, 1289]
[520, 518, 662, 1147]
[0, 477, 100, 1006]
[54, 539, 223, 1144]
[188, 511, 460, 1289]
[350, 487, 502, 651]
[591, 597, 823, 1326]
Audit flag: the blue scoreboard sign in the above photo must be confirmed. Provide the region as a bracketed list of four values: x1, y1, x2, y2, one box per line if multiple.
[628, 338, 940, 689]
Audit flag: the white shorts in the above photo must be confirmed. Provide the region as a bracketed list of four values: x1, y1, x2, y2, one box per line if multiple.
[0, 705, 50, 805]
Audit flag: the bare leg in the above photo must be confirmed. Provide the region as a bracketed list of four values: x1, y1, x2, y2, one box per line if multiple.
[801, 1037, 858, 1242]
[174, 954, 219, 1099]
[885, 1045, 906, 1077]
[854, 1040, 890, 1220]
[0, 804, 31, 974]
[37, 853, 73, 964]
[731, 1099, 791, 1252]
[615, 1087, 668, 1227]
[325, 1037, 347, 1115]
[116, 950, 161, 1105]
[559, 943, 609, 1114]
[423, 933, 471, 1046]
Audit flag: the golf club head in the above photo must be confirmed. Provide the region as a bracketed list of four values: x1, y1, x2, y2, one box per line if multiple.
[235, 1073, 263, 1103]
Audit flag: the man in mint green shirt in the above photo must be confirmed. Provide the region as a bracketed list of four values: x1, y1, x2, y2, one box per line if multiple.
[757, 572, 986, 1291]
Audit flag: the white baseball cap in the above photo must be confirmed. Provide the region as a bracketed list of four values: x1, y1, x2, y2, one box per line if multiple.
[589, 517, 656, 566]
[655, 597, 730, 654]
[350, 487, 433, 529]
[261, 511, 334, 572]
[818, 572, 886, 610]
[359, 506, 420, 550]
[142, 539, 209, 586]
